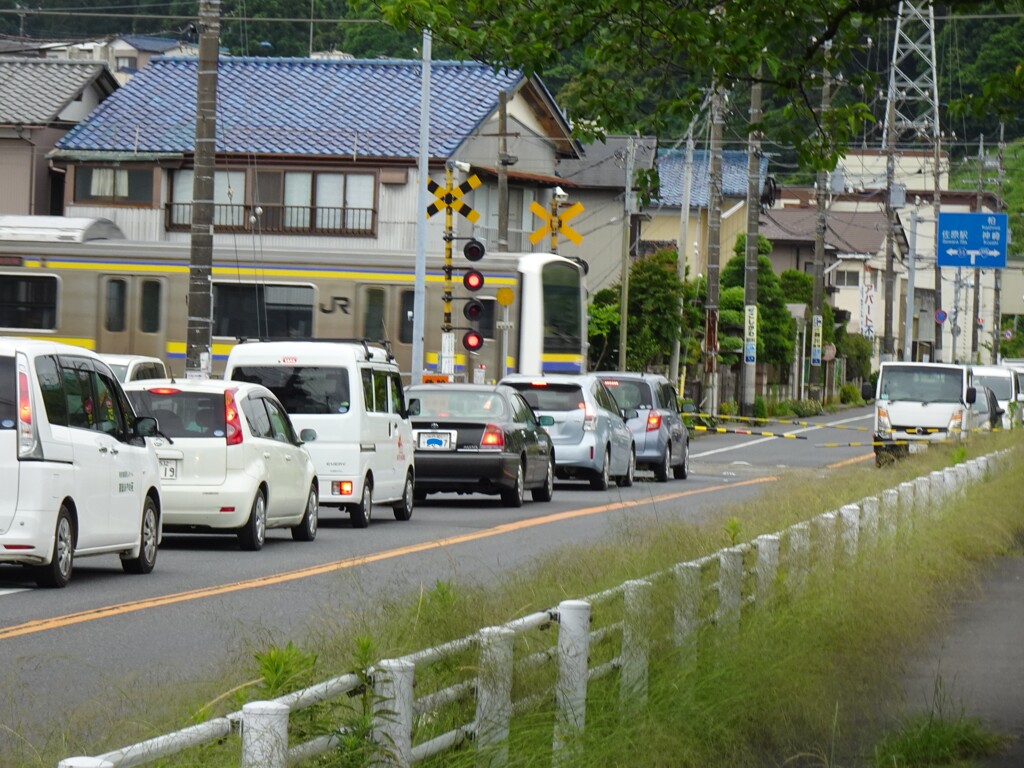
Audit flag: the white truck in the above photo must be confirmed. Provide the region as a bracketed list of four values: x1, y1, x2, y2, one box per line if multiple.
[872, 362, 977, 467]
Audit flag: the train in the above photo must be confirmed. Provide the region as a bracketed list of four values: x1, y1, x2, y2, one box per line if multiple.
[0, 217, 588, 381]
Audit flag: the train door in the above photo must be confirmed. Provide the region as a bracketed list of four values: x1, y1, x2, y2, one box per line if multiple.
[96, 275, 167, 358]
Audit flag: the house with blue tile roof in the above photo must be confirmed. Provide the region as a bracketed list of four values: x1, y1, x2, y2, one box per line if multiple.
[50, 56, 582, 256]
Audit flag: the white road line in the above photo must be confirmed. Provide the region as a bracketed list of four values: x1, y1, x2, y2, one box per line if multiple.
[0, 588, 29, 597]
[693, 412, 873, 458]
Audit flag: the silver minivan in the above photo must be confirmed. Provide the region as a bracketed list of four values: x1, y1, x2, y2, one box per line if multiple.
[499, 373, 635, 490]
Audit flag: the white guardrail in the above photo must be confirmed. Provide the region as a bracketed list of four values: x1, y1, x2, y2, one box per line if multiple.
[59, 450, 1012, 768]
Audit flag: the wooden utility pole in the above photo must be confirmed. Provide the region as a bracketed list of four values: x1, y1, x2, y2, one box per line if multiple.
[618, 136, 636, 371]
[740, 71, 762, 417]
[185, 0, 220, 379]
[810, 56, 830, 402]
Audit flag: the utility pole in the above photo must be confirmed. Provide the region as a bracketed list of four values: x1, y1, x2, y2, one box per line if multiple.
[903, 207, 919, 361]
[810, 54, 831, 401]
[669, 133, 695, 390]
[497, 90, 509, 252]
[185, 0, 220, 379]
[971, 136, 984, 362]
[741, 70, 762, 417]
[618, 136, 636, 371]
[882, 95, 897, 364]
[993, 122, 1005, 363]
[704, 90, 724, 414]
[411, 29, 432, 381]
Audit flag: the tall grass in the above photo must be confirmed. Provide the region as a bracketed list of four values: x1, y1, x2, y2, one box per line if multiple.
[28, 435, 1024, 767]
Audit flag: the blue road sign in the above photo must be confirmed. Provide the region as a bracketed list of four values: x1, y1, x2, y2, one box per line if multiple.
[937, 212, 1008, 268]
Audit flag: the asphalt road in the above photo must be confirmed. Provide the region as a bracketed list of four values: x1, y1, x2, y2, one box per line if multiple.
[0, 406, 876, 757]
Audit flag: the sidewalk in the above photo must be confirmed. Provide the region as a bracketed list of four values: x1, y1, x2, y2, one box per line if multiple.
[901, 555, 1024, 766]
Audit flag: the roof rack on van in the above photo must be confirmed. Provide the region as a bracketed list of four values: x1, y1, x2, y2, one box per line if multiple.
[235, 337, 395, 362]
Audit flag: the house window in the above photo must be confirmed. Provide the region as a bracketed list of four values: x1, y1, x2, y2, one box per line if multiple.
[170, 169, 246, 226]
[834, 270, 860, 288]
[115, 56, 138, 71]
[75, 166, 152, 204]
[0, 275, 58, 329]
[212, 282, 314, 338]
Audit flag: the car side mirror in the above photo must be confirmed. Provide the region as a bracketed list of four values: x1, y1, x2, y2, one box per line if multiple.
[408, 399, 421, 417]
[966, 386, 977, 405]
[134, 416, 159, 437]
[861, 382, 874, 401]
[538, 415, 554, 427]
[300, 428, 317, 442]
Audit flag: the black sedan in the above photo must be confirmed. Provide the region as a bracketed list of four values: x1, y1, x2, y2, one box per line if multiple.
[406, 384, 555, 507]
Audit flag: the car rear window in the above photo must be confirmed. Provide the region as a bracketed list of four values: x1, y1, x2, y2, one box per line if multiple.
[126, 389, 226, 438]
[601, 379, 653, 409]
[0, 355, 13, 428]
[411, 390, 508, 419]
[506, 382, 584, 411]
[230, 365, 351, 415]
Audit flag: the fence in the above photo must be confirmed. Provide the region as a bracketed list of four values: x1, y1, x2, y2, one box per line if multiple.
[59, 450, 1010, 768]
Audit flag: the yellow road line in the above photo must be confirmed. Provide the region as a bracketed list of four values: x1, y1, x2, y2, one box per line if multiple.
[826, 453, 874, 469]
[0, 477, 777, 641]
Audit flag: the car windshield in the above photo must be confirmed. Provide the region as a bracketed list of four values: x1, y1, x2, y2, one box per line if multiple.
[230, 365, 351, 414]
[127, 390, 225, 438]
[507, 382, 584, 411]
[412, 390, 507, 419]
[601, 379, 652, 410]
[107, 364, 129, 382]
[878, 366, 964, 403]
[973, 375, 1012, 400]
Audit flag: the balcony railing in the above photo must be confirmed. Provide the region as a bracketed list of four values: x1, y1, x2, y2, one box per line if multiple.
[166, 203, 376, 236]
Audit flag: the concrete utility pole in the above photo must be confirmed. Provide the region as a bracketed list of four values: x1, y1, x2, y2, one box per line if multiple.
[810, 56, 831, 402]
[618, 136, 636, 371]
[704, 90, 724, 414]
[185, 0, 220, 379]
[972, 136, 984, 361]
[740, 71, 762, 417]
[903, 208, 919, 361]
[668, 133, 695, 390]
[411, 29, 432, 381]
[993, 123, 1005, 363]
[497, 90, 509, 252]
[882, 93, 897, 364]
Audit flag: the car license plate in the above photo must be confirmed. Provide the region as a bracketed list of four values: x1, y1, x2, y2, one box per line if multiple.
[159, 459, 178, 479]
[417, 431, 454, 450]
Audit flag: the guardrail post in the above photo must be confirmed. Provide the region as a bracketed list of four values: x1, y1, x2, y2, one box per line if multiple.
[58, 759, 114, 768]
[880, 488, 899, 540]
[673, 561, 701, 650]
[859, 496, 879, 550]
[718, 547, 744, 628]
[475, 626, 514, 768]
[621, 580, 652, 707]
[241, 701, 289, 768]
[754, 535, 780, 609]
[812, 512, 837, 573]
[943, 466, 959, 498]
[966, 459, 982, 482]
[373, 659, 414, 768]
[786, 523, 810, 596]
[913, 476, 929, 523]
[899, 481, 917, 534]
[978, 455, 990, 477]
[553, 600, 591, 763]
[929, 470, 946, 508]
[838, 504, 860, 565]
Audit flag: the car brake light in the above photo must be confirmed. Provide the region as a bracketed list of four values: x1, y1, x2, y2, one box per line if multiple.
[582, 402, 597, 431]
[18, 371, 31, 427]
[148, 387, 181, 395]
[16, 356, 40, 459]
[646, 412, 662, 431]
[480, 424, 504, 449]
[225, 390, 243, 445]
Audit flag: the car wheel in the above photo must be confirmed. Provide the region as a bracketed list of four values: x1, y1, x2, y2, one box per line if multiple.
[590, 448, 611, 491]
[238, 490, 267, 551]
[673, 440, 689, 479]
[351, 480, 372, 528]
[654, 446, 671, 483]
[291, 485, 319, 542]
[501, 461, 525, 508]
[531, 456, 555, 502]
[122, 496, 159, 574]
[393, 472, 414, 521]
[34, 504, 74, 588]
[617, 446, 635, 487]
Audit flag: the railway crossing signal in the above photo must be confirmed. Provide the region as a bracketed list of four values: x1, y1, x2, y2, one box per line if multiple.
[426, 176, 481, 222]
[530, 198, 584, 253]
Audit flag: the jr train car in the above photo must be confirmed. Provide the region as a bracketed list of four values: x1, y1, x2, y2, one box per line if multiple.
[0, 223, 587, 381]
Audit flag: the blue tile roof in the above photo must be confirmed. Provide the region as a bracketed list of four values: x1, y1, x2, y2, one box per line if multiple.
[118, 35, 183, 53]
[653, 148, 770, 208]
[56, 57, 524, 159]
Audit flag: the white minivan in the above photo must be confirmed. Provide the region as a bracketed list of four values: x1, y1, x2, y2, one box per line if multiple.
[223, 340, 414, 528]
[971, 364, 1020, 430]
[0, 339, 162, 587]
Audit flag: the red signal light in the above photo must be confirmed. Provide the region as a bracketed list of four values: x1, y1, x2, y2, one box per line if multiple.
[464, 298, 485, 321]
[462, 330, 484, 352]
[463, 270, 484, 291]
[463, 238, 485, 262]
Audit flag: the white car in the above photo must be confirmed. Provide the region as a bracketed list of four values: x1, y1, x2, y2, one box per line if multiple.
[97, 354, 168, 383]
[124, 380, 319, 550]
[0, 338, 163, 587]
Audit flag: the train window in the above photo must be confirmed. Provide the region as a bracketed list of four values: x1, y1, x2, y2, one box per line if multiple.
[400, 290, 414, 344]
[0, 275, 57, 330]
[74, 167, 152, 204]
[140, 280, 161, 333]
[363, 288, 386, 340]
[105, 279, 127, 332]
[541, 261, 583, 352]
[212, 282, 314, 338]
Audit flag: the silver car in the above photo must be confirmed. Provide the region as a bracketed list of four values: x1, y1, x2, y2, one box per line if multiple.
[595, 372, 689, 481]
[499, 373, 635, 490]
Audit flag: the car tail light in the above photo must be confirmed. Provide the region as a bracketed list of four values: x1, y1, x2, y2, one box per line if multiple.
[480, 424, 504, 449]
[582, 402, 597, 431]
[16, 355, 40, 459]
[148, 387, 181, 395]
[332, 481, 353, 496]
[646, 412, 662, 431]
[225, 390, 243, 445]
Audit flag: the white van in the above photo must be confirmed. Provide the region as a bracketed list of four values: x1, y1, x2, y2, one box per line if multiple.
[0, 339, 163, 587]
[97, 354, 168, 383]
[970, 364, 1020, 430]
[873, 361, 977, 467]
[223, 340, 414, 528]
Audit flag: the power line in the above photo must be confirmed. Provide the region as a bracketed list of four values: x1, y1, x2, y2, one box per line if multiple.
[0, 8, 380, 24]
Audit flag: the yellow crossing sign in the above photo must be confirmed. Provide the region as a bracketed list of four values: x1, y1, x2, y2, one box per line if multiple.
[530, 200, 584, 245]
[427, 175, 481, 222]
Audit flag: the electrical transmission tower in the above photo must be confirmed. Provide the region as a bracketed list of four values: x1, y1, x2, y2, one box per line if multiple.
[882, 1, 943, 362]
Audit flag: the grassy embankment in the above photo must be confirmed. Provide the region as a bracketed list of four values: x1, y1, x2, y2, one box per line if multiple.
[28, 433, 1024, 768]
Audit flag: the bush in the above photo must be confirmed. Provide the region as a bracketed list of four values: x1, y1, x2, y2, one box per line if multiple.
[753, 396, 768, 419]
[719, 400, 738, 416]
[840, 383, 864, 405]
